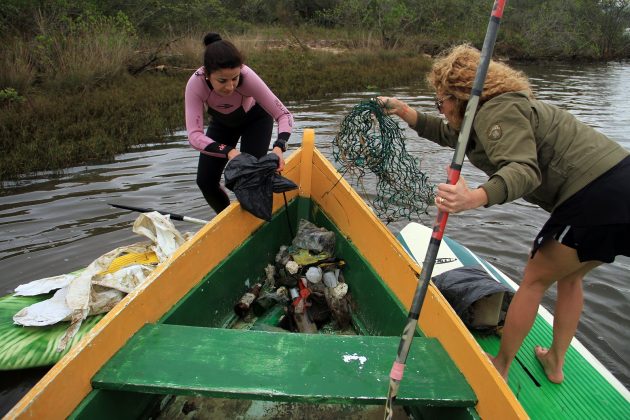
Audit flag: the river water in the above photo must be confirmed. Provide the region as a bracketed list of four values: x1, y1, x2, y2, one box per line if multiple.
[1, 61, 629, 414]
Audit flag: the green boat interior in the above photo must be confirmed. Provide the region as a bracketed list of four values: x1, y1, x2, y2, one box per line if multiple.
[68, 197, 480, 419]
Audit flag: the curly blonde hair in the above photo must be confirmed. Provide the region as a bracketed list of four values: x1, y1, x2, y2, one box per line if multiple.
[427, 44, 532, 103]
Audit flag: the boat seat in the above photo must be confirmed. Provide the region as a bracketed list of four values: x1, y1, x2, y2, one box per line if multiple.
[92, 323, 476, 407]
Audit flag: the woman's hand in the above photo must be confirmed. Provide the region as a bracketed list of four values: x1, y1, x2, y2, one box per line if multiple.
[377, 96, 404, 116]
[377, 96, 417, 126]
[435, 170, 488, 213]
[272, 147, 285, 172]
[227, 149, 241, 160]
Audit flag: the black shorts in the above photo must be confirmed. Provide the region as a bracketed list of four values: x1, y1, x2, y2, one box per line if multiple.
[531, 155, 630, 263]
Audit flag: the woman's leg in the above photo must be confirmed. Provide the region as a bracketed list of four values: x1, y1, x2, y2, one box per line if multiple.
[536, 259, 600, 383]
[196, 123, 239, 214]
[196, 153, 230, 214]
[491, 240, 598, 381]
[239, 104, 274, 158]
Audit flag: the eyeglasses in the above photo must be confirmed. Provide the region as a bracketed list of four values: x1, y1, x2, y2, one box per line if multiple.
[435, 95, 452, 112]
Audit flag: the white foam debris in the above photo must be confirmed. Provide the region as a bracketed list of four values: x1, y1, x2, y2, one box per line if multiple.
[342, 353, 367, 369]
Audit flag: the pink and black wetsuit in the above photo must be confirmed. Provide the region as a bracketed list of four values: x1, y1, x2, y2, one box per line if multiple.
[185, 65, 293, 213]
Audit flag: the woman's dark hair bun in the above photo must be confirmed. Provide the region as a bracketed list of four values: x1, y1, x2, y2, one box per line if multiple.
[203, 32, 222, 46]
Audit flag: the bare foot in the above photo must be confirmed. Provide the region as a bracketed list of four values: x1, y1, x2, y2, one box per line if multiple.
[535, 345, 564, 384]
[486, 352, 509, 382]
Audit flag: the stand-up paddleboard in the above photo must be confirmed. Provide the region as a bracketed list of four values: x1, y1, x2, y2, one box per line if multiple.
[397, 221, 630, 419]
[0, 294, 104, 370]
[398, 224, 463, 277]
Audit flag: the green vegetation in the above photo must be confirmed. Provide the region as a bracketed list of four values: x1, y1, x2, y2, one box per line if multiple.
[0, 48, 429, 181]
[1, 0, 629, 182]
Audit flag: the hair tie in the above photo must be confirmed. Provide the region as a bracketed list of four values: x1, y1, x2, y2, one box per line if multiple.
[203, 32, 222, 46]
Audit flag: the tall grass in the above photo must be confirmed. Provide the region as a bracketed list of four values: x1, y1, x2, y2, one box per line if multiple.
[0, 39, 36, 93]
[0, 73, 184, 181]
[1, 12, 138, 95]
[1, 27, 432, 183]
[46, 27, 135, 89]
[248, 48, 429, 101]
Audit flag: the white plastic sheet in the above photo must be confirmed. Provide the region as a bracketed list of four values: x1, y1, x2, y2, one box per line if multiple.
[12, 212, 188, 350]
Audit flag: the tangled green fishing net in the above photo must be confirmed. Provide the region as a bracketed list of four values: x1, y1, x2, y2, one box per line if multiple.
[332, 99, 435, 223]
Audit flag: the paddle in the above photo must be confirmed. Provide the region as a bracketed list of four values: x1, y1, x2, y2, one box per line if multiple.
[108, 203, 208, 225]
[383, 1, 507, 418]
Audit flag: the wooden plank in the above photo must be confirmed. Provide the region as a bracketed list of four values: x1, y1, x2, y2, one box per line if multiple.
[92, 324, 476, 407]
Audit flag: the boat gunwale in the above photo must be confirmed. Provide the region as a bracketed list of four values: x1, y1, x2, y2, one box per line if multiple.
[5, 142, 303, 420]
[6, 129, 526, 420]
[307, 143, 527, 419]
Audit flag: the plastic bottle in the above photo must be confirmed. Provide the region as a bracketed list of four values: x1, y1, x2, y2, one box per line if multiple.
[234, 283, 262, 318]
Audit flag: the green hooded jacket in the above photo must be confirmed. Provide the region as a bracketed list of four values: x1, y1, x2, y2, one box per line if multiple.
[412, 91, 629, 212]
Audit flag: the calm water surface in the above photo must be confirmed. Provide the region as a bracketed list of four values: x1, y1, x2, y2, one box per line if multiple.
[1, 61, 629, 413]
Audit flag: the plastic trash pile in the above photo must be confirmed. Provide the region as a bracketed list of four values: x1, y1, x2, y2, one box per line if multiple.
[12, 212, 190, 351]
[233, 219, 353, 334]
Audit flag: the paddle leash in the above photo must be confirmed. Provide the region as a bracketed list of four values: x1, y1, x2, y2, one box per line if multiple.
[383, 1, 507, 418]
[108, 203, 208, 225]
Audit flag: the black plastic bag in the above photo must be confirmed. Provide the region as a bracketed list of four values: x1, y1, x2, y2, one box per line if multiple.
[224, 153, 297, 221]
[432, 265, 514, 332]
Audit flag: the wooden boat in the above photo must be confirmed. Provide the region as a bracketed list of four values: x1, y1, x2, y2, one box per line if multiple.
[7, 129, 527, 419]
[398, 224, 630, 419]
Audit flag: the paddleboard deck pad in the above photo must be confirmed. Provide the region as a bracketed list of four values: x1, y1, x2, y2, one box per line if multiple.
[0, 294, 103, 370]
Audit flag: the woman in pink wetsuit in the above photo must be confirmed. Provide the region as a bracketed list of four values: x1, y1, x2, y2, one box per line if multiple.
[185, 32, 293, 214]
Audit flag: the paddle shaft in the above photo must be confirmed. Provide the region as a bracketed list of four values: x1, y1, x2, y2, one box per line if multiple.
[108, 203, 208, 225]
[384, 1, 507, 417]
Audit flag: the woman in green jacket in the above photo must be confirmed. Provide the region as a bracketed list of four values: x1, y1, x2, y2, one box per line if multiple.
[379, 44, 630, 384]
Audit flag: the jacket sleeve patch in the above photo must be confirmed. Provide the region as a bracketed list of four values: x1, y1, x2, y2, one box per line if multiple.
[488, 123, 503, 140]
